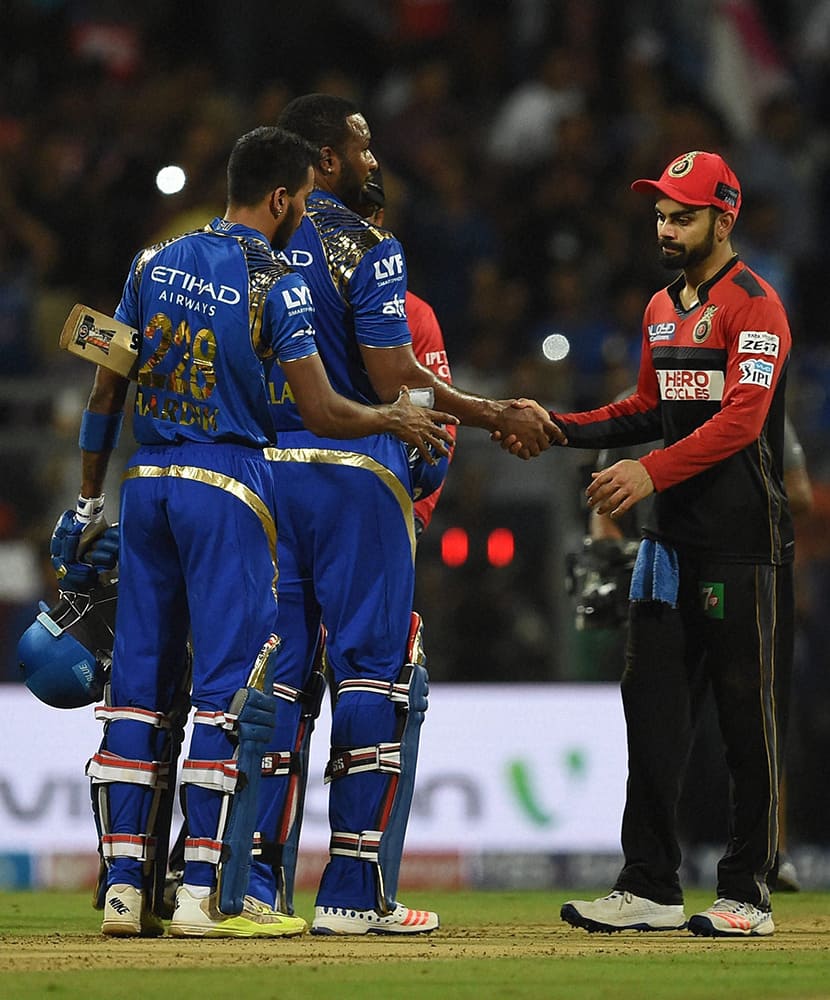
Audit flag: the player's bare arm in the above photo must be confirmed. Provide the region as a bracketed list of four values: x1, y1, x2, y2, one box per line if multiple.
[283, 353, 456, 462]
[81, 365, 130, 498]
[361, 342, 559, 458]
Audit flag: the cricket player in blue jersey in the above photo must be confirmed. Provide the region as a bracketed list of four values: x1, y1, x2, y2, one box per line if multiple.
[50, 125, 455, 939]
[248, 94, 560, 935]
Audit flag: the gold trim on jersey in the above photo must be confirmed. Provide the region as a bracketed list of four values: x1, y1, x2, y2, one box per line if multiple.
[123, 463, 278, 596]
[264, 446, 415, 560]
[308, 198, 388, 296]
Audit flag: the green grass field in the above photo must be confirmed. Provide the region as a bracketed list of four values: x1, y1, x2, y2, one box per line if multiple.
[1, 888, 829, 999]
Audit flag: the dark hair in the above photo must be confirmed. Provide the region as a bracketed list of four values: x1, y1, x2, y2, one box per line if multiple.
[226, 126, 316, 207]
[276, 93, 360, 155]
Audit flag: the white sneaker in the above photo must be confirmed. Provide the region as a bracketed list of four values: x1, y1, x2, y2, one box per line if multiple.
[561, 891, 686, 933]
[169, 886, 307, 938]
[688, 898, 774, 937]
[102, 884, 164, 938]
[311, 902, 439, 935]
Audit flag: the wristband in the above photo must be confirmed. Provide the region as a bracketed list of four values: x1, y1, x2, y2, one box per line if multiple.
[76, 493, 106, 525]
[79, 409, 123, 452]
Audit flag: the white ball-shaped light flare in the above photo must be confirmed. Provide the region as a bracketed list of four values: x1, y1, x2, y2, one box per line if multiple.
[155, 165, 187, 195]
[542, 333, 570, 361]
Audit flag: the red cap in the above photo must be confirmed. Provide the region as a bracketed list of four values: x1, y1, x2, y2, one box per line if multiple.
[631, 151, 741, 217]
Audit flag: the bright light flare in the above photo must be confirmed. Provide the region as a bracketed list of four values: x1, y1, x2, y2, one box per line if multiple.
[542, 334, 570, 361]
[155, 164, 187, 195]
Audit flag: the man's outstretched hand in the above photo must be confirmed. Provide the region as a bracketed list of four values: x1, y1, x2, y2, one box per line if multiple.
[491, 399, 567, 459]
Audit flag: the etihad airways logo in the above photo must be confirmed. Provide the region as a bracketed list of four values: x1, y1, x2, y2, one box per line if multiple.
[150, 266, 241, 304]
[657, 369, 725, 401]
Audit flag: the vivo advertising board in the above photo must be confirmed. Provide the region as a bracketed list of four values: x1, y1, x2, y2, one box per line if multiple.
[1, 685, 626, 854]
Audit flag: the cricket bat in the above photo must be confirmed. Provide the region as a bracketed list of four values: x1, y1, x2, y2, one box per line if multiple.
[59, 303, 141, 380]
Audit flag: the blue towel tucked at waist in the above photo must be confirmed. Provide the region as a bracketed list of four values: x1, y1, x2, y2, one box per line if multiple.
[629, 538, 679, 607]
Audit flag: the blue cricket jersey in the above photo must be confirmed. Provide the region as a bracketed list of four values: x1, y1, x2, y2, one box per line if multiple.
[115, 218, 317, 446]
[269, 191, 412, 430]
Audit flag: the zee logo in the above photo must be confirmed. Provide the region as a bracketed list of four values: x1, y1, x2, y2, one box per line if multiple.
[738, 331, 779, 357]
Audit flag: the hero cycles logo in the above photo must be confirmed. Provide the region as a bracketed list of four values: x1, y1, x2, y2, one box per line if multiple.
[0, 749, 591, 830]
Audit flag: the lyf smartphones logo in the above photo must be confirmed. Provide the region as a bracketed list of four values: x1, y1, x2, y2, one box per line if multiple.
[281, 284, 314, 314]
[374, 253, 404, 283]
[738, 331, 779, 357]
[739, 358, 774, 389]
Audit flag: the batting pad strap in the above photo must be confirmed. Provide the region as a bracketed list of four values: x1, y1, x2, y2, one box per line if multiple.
[329, 830, 383, 862]
[337, 675, 411, 705]
[86, 750, 168, 788]
[101, 833, 157, 861]
[251, 831, 275, 862]
[324, 743, 402, 784]
[79, 409, 123, 452]
[272, 681, 304, 703]
[180, 757, 239, 793]
[193, 709, 239, 731]
[94, 704, 170, 729]
[260, 750, 297, 778]
[184, 837, 224, 866]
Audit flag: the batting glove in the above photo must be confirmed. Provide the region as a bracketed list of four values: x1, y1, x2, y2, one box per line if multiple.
[50, 494, 107, 592]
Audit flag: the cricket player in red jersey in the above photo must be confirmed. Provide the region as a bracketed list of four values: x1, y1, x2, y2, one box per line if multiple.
[515, 151, 793, 937]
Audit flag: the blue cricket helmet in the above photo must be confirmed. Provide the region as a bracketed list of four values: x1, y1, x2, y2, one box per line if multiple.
[17, 582, 117, 708]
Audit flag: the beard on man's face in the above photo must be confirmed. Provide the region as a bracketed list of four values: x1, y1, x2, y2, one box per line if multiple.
[658, 217, 716, 272]
[272, 201, 303, 251]
[337, 159, 370, 212]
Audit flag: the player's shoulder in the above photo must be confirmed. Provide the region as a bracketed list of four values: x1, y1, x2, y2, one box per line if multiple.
[714, 258, 785, 311]
[131, 228, 203, 284]
[308, 196, 395, 259]
[237, 233, 292, 278]
[729, 259, 778, 299]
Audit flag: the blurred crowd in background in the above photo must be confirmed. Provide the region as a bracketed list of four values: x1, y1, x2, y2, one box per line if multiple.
[2, 0, 830, 839]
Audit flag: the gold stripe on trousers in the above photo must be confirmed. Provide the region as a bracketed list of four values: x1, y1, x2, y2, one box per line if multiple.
[123, 463, 278, 597]
[264, 446, 415, 561]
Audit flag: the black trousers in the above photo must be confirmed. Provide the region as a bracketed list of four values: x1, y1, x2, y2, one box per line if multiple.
[613, 556, 793, 908]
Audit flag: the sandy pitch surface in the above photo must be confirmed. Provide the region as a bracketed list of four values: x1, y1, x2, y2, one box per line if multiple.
[2, 917, 829, 971]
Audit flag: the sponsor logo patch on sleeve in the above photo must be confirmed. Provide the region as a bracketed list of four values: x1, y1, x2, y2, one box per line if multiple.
[737, 331, 779, 357]
[738, 358, 775, 389]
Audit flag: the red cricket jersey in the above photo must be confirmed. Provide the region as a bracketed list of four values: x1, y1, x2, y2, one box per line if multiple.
[407, 290, 455, 532]
[554, 256, 794, 563]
